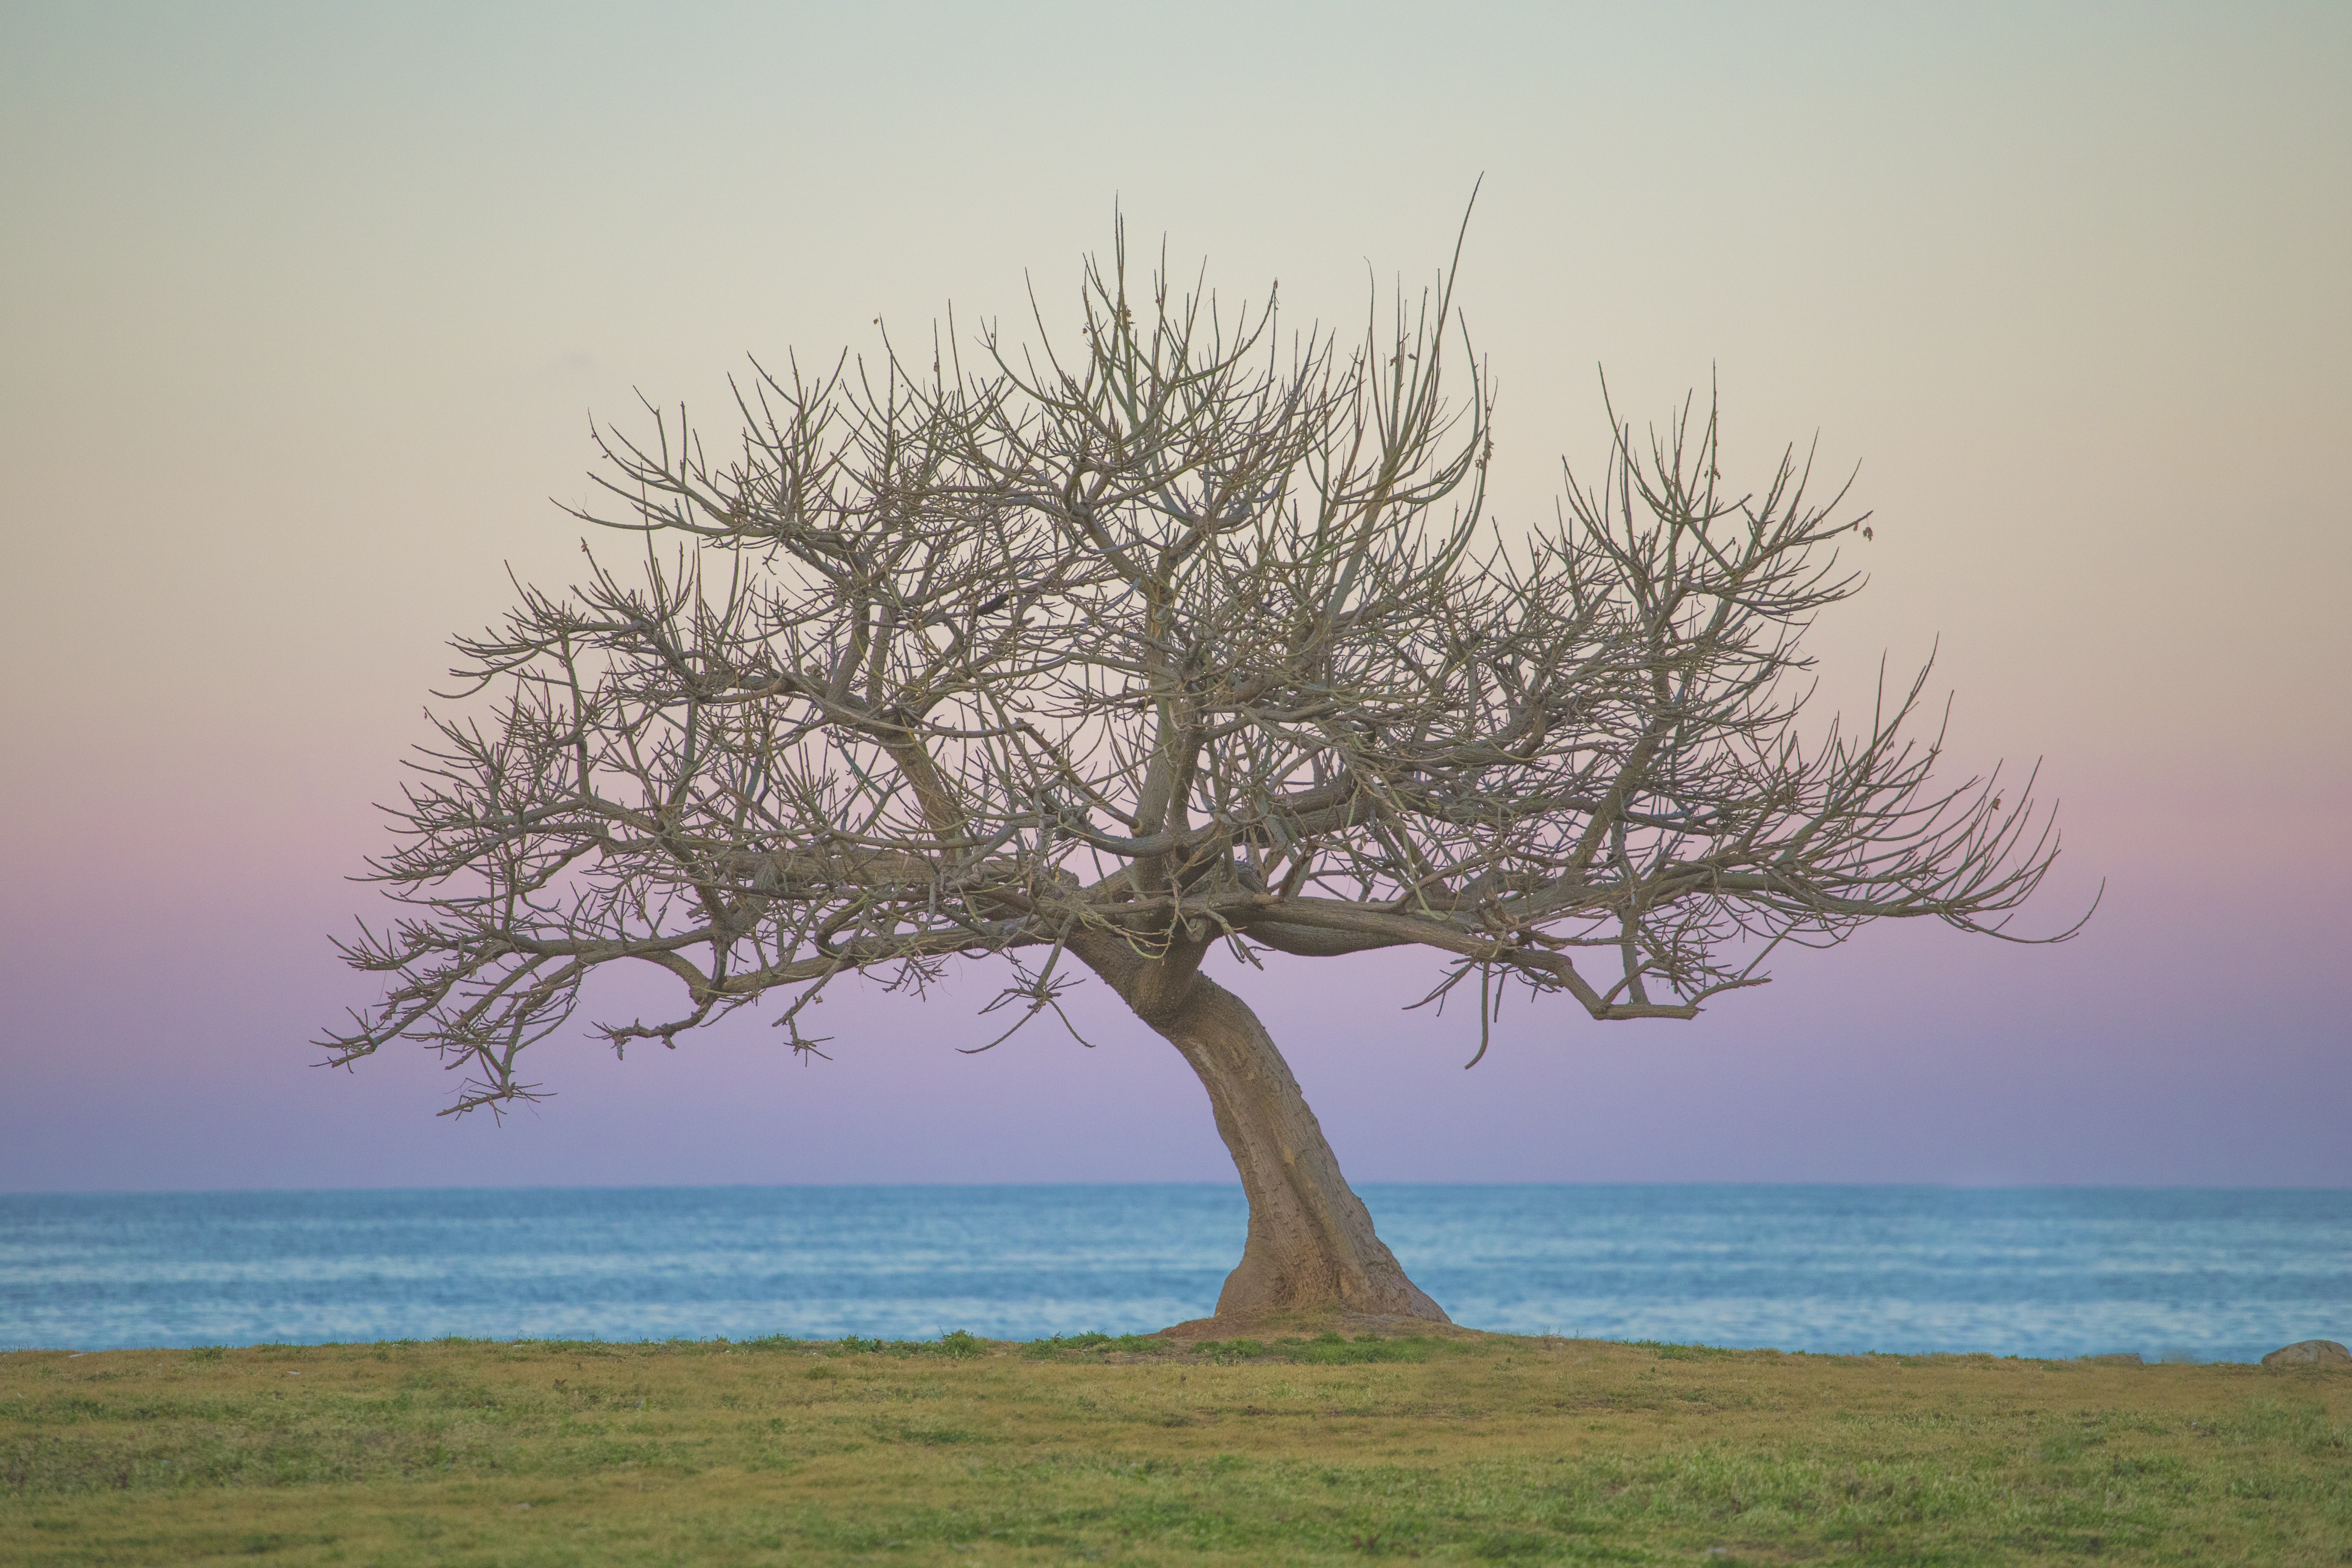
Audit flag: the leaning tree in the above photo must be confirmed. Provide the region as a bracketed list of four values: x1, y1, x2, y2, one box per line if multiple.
[324, 228, 2078, 1325]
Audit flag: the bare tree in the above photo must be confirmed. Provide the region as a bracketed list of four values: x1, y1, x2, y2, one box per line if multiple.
[323, 225, 2081, 1326]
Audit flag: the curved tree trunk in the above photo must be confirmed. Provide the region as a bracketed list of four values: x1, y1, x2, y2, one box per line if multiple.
[1072, 935, 1449, 1324]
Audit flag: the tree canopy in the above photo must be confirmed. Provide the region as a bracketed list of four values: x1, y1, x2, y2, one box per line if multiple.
[324, 226, 2080, 1322]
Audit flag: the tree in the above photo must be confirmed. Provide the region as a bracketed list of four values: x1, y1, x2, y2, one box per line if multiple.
[322, 226, 2080, 1326]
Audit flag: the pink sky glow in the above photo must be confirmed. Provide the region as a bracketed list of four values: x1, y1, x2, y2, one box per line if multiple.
[3, 2, 2345, 1192]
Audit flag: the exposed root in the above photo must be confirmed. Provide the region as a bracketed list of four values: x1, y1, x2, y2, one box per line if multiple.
[1150, 1308, 1500, 1345]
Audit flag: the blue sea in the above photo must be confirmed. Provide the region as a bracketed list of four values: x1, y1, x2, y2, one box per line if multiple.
[2, 1185, 2343, 1363]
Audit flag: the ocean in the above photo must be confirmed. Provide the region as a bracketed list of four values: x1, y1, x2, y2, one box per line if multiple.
[3, 1185, 2342, 1362]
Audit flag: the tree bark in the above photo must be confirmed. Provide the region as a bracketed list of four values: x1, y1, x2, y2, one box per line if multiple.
[1072, 934, 1450, 1323]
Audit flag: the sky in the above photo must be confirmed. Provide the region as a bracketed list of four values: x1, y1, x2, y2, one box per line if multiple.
[3, 1, 2346, 1194]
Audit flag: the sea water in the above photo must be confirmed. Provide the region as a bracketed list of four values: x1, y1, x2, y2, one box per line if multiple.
[2, 1185, 2342, 1361]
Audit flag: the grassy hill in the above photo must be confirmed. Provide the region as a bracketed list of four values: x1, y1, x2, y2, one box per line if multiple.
[3, 1327, 2346, 1564]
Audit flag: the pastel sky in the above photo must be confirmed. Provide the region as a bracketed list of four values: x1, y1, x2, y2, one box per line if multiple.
[3, 2, 2345, 1194]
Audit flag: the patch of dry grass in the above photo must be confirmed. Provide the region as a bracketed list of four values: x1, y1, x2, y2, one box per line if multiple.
[3, 1330, 2346, 1565]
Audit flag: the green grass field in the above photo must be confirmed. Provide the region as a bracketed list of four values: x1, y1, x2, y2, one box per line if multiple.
[4, 1328, 2346, 1565]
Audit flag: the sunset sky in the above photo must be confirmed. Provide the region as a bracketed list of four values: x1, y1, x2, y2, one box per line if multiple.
[4, 1, 2345, 1193]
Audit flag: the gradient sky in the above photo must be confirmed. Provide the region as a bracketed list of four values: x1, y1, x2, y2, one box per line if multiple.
[4, 2, 2346, 1194]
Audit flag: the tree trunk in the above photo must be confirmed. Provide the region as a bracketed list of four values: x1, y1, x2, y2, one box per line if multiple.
[1072, 935, 1450, 1324]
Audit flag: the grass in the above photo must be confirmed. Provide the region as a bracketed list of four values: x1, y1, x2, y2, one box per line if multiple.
[3, 1328, 2347, 1565]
